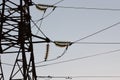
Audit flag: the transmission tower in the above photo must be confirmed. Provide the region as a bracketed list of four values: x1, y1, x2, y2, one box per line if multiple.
[0, 0, 37, 80]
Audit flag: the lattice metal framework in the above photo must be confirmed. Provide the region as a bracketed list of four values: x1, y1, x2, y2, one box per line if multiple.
[0, 0, 37, 80]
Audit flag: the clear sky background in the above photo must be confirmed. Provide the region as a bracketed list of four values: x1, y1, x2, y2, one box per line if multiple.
[1, 0, 120, 80]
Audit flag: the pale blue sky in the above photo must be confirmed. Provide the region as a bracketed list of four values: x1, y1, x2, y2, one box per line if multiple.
[1, 0, 120, 80]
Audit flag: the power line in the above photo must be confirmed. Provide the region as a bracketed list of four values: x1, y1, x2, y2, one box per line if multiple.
[33, 4, 120, 42]
[3, 48, 120, 67]
[33, 8, 55, 24]
[35, 4, 120, 11]
[1, 62, 14, 67]
[53, 0, 65, 5]
[36, 48, 120, 67]
[35, 45, 69, 64]
[1, 42, 69, 66]
[35, 11, 46, 35]
[32, 2, 56, 27]
[37, 75, 120, 79]
[57, 5, 120, 11]
[33, 0, 65, 22]
[35, 41, 72, 64]
[35, 41, 120, 64]
[73, 42, 120, 44]
[2, 41, 120, 66]
[73, 21, 120, 44]
[33, 4, 120, 44]
[33, 0, 65, 23]
[72, 76, 120, 78]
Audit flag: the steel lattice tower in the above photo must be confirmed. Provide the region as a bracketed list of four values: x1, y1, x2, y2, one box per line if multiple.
[0, 0, 37, 80]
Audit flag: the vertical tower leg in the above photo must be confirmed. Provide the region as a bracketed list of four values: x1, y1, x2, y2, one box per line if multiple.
[0, 56, 4, 80]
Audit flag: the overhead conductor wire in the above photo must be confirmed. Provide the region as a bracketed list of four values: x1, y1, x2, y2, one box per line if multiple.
[3, 1, 120, 67]
[74, 42, 120, 44]
[33, 2, 120, 42]
[35, 10, 46, 35]
[32, 2, 120, 38]
[31, 0, 66, 37]
[56, 5, 120, 11]
[35, 42, 71, 64]
[2, 21, 120, 66]
[35, 21, 120, 66]
[34, 17, 120, 64]
[53, 0, 65, 5]
[33, 0, 65, 23]
[35, 3, 120, 11]
[36, 48, 120, 67]
[2, 48, 120, 67]
[34, 4, 55, 23]
[31, 1, 57, 38]
[1, 0, 68, 66]
[37, 75, 120, 79]
[41, 21, 120, 63]
[32, 0, 70, 64]
[72, 21, 120, 44]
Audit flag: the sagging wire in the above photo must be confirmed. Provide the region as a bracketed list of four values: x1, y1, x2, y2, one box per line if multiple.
[35, 41, 72, 64]
[32, 3, 120, 45]
[32, 0, 64, 24]
[34, 4, 55, 36]
[73, 21, 120, 44]
[34, 3, 120, 11]
[32, 9, 55, 27]
[53, 0, 65, 5]
[31, 3, 72, 64]
[32, 3, 56, 23]
[37, 75, 72, 79]
[32, 3, 120, 39]
[57, 6, 120, 11]
[32, 2, 71, 64]
[1, 62, 14, 66]
[35, 48, 67, 64]
[32, 2, 120, 43]
[2, 48, 120, 67]
[35, 48, 120, 67]
[31, 2, 56, 37]
[37, 75, 120, 79]
[44, 42, 69, 61]
[72, 42, 120, 44]
[34, 7, 56, 22]
[31, 3, 56, 39]
[36, 40, 120, 64]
